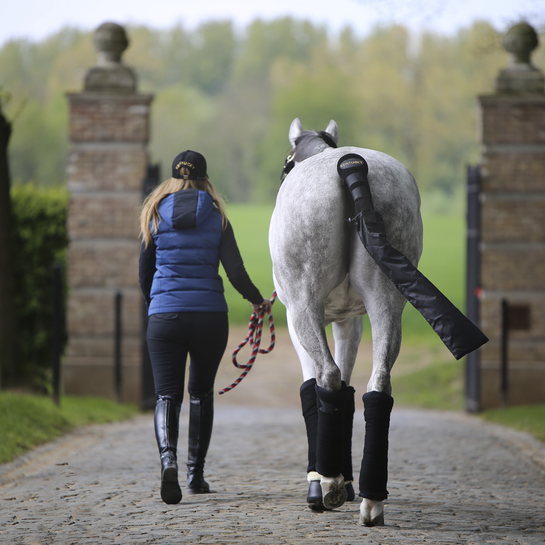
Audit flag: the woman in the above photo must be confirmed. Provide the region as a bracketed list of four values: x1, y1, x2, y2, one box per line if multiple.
[139, 150, 270, 505]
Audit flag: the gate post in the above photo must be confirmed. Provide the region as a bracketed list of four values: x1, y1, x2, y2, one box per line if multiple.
[64, 23, 153, 404]
[465, 165, 481, 412]
[477, 22, 545, 409]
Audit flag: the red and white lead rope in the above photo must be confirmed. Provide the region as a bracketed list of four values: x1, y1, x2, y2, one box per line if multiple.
[218, 291, 277, 395]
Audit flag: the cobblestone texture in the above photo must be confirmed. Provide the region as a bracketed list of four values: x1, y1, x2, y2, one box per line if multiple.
[1, 404, 545, 544]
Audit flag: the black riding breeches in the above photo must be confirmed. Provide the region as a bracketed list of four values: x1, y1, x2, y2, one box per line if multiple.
[147, 312, 229, 400]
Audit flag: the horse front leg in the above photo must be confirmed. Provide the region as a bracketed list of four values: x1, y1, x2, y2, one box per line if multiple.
[331, 316, 363, 502]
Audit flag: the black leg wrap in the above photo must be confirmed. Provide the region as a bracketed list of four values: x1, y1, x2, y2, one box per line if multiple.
[187, 391, 214, 494]
[359, 391, 394, 501]
[154, 395, 182, 504]
[300, 378, 318, 474]
[315, 385, 345, 478]
[342, 385, 355, 483]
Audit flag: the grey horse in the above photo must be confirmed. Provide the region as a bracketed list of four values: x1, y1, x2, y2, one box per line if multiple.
[269, 118, 423, 525]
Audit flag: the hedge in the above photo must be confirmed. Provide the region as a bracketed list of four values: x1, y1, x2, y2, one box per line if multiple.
[4, 183, 69, 388]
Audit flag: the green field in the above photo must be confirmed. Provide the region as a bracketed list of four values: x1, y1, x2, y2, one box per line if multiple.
[221, 203, 464, 345]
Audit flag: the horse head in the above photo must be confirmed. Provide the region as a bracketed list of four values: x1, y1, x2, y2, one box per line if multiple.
[281, 118, 340, 180]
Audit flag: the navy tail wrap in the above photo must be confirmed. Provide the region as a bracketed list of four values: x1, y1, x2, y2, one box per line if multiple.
[337, 154, 488, 360]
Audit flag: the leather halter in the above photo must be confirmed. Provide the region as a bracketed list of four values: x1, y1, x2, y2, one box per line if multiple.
[280, 131, 338, 182]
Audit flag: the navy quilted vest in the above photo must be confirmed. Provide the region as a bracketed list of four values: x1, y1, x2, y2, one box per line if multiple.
[148, 189, 226, 314]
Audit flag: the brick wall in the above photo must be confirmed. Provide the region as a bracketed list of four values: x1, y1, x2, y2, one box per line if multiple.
[67, 95, 151, 143]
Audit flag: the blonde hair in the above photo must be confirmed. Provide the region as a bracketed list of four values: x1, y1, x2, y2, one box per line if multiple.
[140, 167, 227, 248]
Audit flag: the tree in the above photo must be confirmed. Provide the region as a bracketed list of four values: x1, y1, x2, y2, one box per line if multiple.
[0, 97, 16, 388]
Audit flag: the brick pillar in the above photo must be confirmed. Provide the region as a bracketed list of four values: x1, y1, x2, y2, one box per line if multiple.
[64, 23, 153, 404]
[477, 23, 545, 409]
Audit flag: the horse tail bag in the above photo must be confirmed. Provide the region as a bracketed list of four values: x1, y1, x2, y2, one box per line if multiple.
[337, 154, 488, 360]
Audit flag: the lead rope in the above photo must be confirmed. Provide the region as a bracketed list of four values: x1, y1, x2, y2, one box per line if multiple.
[218, 291, 277, 395]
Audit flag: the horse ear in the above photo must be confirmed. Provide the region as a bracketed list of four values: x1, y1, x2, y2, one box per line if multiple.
[325, 120, 339, 144]
[289, 118, 303, 146]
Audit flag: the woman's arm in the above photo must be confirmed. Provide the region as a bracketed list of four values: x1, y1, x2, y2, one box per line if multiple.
[139, 240, 156, 307]
[219, 221, 265, 306]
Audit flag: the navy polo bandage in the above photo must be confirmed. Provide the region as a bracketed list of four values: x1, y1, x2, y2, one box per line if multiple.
[300, 379, 318, 474]
[315, 384, 350, 479]
[359, 391, 394, 501]
[341, 385, 355, 483]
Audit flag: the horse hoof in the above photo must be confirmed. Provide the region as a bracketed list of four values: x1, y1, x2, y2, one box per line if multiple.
[307, 480, 324, 510]
[321, 474, 348, 510]
[359, 498, 384, 526]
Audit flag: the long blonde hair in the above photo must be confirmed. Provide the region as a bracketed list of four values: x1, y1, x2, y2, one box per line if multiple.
[140, 167, 227, 248]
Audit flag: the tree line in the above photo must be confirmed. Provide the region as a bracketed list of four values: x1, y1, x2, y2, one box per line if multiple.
[1, 18, 544, 207]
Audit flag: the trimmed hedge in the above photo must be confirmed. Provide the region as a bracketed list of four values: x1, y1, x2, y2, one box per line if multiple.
[4, 183, 69, 388]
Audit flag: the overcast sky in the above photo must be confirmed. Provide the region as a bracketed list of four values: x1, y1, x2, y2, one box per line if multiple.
[1, 0, 543, 46]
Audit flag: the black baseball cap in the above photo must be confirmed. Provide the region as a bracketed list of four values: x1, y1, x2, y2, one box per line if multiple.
[172, 150, 208, 180]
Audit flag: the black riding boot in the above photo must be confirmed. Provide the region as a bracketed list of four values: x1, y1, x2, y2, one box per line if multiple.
[187, 391, 214, 494]
[154, 394, 182, 505]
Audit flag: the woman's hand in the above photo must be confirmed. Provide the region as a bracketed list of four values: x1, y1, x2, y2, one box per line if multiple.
[251, 299, 271, 313]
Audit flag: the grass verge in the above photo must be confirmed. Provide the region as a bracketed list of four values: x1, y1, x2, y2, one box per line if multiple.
[391, 360, 545, 445]
[480, 405, 545, 443]
[0, 392, 139, 465]
[391, 358, 465, 411]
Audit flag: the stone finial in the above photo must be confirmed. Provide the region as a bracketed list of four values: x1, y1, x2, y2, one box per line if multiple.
[94, 22, 129, 66]
[84, 22, 137, 93]
[496, 22, 544, 94]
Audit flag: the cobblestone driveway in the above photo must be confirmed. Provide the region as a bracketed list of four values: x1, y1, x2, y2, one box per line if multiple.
[2, 402, 545, 544]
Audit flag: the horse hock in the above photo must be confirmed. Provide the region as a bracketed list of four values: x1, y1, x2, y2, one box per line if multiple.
[358, 390, 394, 525]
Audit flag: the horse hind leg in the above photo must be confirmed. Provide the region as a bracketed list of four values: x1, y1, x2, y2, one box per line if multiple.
[359, 313, 399, 525]
[300, 379, 356, 510]
[359, 391, 394, 526]
[351, 279, 404, 526]
[314, 384, 351, 509]
[359, 314, 400, 526]
[288, 307, 348, 509]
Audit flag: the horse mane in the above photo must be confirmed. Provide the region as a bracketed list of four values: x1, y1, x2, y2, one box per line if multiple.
[293, 130, 338, 157]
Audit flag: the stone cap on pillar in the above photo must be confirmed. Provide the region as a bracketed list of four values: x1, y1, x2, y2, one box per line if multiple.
[84, 22, 137, 93]
[496, 22, 544, 95]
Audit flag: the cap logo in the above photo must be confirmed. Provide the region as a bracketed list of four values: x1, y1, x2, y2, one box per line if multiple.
[176, 161, 195, 170]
